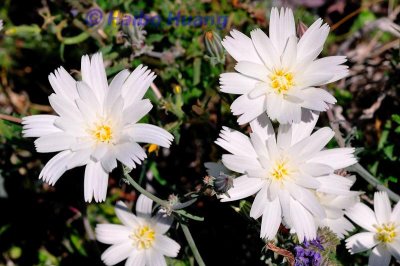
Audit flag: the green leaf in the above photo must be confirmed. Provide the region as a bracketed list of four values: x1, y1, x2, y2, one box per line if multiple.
[149, 161, 167, 186]
[192, 57, 201, 86]
[70, 234, 87, 256]
[378, 129, 389, 150]
[383, 145, 396, 161]
[392, 114, 400, 124]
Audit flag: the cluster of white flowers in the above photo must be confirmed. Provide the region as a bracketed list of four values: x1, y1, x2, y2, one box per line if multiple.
[212, 6, 400, 266]
[23, 53, 177, 264]
[20, 5, 400, 266]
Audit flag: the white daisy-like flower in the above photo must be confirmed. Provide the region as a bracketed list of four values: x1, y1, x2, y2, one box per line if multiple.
[316, 176, 360, 239]
[215, 112, 357, 242]
[220, 7, 348, 125]
[345, 191, 400, 266]
[22, 52, 173, 202]
[96, 194, 180, 266]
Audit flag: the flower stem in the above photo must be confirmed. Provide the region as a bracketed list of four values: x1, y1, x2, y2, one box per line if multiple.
[349, 163, 400, 202]
[123, 171, 169, 208]
[181, 223, 206, 266]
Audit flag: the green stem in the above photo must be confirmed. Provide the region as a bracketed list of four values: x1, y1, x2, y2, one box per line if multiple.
[123, 171, 169, 208]
[349, 163, 400, 202]
[181, 223, 206, 266]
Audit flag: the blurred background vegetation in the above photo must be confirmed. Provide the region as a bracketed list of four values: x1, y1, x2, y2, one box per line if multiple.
[0, 0, 399, 265]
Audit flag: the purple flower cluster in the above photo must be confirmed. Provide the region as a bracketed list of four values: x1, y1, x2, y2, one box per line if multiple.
[294, 238, 324, 266]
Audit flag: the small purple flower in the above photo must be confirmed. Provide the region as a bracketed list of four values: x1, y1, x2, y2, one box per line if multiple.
[294, 238, 324, 266]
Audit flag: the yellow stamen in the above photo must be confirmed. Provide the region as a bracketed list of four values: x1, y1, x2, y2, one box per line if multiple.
[270, 161, 289, 181]
[131, 225, 156, 249]
[269, 69, 294, 94]
[375, 222, 397, 243]
[93, 124, 112, 143]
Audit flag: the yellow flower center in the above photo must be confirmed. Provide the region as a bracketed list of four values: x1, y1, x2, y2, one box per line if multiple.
[93, 124, 112, 143]
[131, 225, 156, 249]
[374, 223, 397, 243]
[270, 160, 289, 181]
[269, 69, 294, 94]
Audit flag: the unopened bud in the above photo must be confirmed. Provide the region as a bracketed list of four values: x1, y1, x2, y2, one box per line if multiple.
[121, 15, 147, 49]
[297, 20, 308, 38]
[204, 30, 225, 65]
[214, 172, 234, 194]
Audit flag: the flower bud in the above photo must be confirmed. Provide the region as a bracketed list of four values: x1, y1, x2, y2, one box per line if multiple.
[204, 31, 225, 65]
[296, 20, 308, 38]
[121, 15, 147, 49]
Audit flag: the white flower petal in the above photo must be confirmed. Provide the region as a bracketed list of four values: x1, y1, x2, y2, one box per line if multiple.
[269, 7, 295, 54]
[388, 240, 400, 261]
[250, 186, 269, 219]
[95, 224, 131, 244]
[128, 124, 173, 148]
[22, 115, 62, 137]
[221, 154, 261, 174]
[287, 183, 325, 218]
[101, 149, 118, 173]
[136, 194, 153, 219]
[300, 163, 334, 177]
[84, 161, 108, 202]
[374, 191, 392, 224]
[122, 65, 156, 107]
[145, 249, 166, 266]
[307, 148, 357, 170]
[345, 202, 377, 232]
[290, 197, 317, 242]
[122, 99, 153, 125]
[115, 201, 140, 228]
[153, 235, 180, 257]
[76, 81, 101, 113]
[215, 127, 257, 157]
[289, 127, 334, 160]
[126, 250, 146, 266]
[105, 69, 130, 111]
[304, 56, 349, 84]
[260, 196, 281, 240]
[222, 29, 263, 64]
[297, 19, 329, 64]
[231, 94, 267, 125]
[80, 53, 108, 105]
[115, 142, 147, 169]
[391, 201, 400, 221]
[101, 241, 132, 266]
[234, 61, 268, 81]
[39, 150, 72, 185]
[219, 72, 259, 94]
[368, 245, 392, 266]
[249, 113, 274, 142]
[345, 232, 378, 254]
[220, 175, 264, 202]
[250, 28, 279, 69]
[48, 66, 79, 102]
[281, 35, 297, 70]
[153, 210, 173, 235]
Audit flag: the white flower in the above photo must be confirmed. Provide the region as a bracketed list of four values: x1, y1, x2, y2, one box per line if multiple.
[215, 112, 357, 242]
[22, 52, 173, 202]
[96, 194, 180, 266]
[316, 176, 360, 239]
[220, 7, 348, 125]
[0, 20, 3, 31]
[345, 191, 400, 266]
